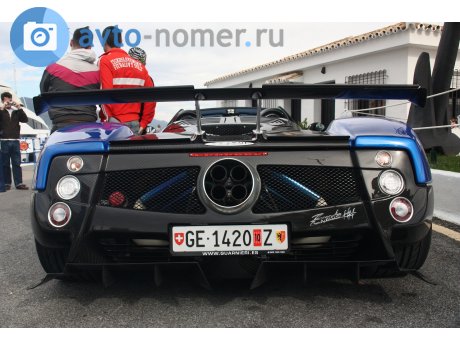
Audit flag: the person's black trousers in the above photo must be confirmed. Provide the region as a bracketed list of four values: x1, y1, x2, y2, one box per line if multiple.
[1, 140, 23, 187]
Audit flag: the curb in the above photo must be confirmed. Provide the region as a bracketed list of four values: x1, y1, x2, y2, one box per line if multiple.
[434, 210, 460, 227]
[431, 169, 460, 178]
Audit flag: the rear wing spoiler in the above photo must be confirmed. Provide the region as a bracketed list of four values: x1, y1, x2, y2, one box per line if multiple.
[33, 84, 426, 140]
[33, 84, 426, 115]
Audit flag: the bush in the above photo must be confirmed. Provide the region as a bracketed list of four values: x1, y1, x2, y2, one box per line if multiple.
[428, 153, 460, 173]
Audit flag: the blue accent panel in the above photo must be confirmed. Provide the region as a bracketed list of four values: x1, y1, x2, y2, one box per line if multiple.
[35, 141, 108, 190]
[34, 123, 133, 190]
[327, 117, 415, 139]
[45, 122, 133, 146]
[353, 136, 432, 184]
[272, 172, 321, 201]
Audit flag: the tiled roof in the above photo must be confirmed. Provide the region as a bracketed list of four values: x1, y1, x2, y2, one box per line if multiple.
[265, 71, 303, 84]
[204, 22, 442, 86]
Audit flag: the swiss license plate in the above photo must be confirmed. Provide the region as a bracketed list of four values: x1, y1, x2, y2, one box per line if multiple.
[171, 224, 288, 256]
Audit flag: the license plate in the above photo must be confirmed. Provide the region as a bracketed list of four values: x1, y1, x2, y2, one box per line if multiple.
[171, 224, 288, 256]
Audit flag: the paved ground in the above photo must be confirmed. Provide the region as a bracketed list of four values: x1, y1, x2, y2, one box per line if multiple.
[0, 167, 459, 327]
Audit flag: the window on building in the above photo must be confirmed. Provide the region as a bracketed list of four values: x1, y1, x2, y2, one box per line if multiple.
[345, 69, 387, 117]
[448, 69, 460, 120]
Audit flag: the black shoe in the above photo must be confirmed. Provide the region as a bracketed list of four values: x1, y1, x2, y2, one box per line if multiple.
[16, 184, 29, 190]
[5, 184, 11, 191]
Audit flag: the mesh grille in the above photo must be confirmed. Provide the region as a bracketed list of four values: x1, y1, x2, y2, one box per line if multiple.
[202, 124, 253, 136]
[253, 165, 362, 213]
[205, 134, 253, 141]
[99, 167, 205, 214]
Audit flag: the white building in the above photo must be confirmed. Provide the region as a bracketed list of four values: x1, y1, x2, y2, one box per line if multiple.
[205, 22, 460, 127]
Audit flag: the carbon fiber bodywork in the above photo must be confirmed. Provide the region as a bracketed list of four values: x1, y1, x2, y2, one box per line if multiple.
[32, 120, 433, 280]
[30, 84, 433, 282]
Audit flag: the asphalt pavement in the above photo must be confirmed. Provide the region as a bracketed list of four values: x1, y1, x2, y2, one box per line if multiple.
[0, 166, 459, 327]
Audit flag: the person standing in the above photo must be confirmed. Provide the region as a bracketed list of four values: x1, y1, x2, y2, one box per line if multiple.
[0, 150, 4, 192]
[128, 47, 154, 135]
[99, 26, 156, 134]
[40, 26, 100, 132]
[0, 117, 5, 192]
[0, 92, 29, 190]
[451, 117, 460, 139]
[128, 47, 147, 66]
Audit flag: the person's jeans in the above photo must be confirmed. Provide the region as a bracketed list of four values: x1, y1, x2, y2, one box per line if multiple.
[0, 149, 5, 192]
[108, 117, 140, 134]
[1, 140, 23, 187]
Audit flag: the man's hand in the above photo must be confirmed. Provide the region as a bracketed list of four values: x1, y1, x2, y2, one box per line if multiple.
[138, 127, 146, 135]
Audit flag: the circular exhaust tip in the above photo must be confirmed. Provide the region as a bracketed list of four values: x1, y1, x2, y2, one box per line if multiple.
[231, 184, 247, 201]
[211, 185, 227, 201]
[230, 165, 248, 182]
[204, 159, 254, 209]
[210, 165, 227, 182]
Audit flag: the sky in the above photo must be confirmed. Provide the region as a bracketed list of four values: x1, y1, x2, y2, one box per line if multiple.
[0, 21, 395, 123]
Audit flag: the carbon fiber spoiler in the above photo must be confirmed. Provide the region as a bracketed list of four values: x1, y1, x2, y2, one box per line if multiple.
[33, 84, 426, 115]
[34, 84, 426, 142]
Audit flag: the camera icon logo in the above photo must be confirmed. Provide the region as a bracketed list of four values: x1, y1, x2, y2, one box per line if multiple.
[23, 22, 57, 51]
[11, 7, 69, 66]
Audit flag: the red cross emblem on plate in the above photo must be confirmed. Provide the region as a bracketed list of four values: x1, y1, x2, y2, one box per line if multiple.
[174, 232, 185, 245]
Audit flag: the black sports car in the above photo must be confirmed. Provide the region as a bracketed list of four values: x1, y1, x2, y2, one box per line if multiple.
[31, 84, 433, 287]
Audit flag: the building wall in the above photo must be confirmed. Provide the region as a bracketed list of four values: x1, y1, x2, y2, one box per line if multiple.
[209, 30, 413, 88]
[209, 28, 460, 126]
[299, 46, 410, 124]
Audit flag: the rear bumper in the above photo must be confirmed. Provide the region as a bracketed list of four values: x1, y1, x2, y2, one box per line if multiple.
[31, 146, 434, 270]
[32, 185, 433, 267]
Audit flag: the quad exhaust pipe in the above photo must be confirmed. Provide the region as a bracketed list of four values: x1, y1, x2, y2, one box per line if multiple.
[205, 160, 253, 207]
[230, 165, 248, 182]
[210, 165, 227, 183]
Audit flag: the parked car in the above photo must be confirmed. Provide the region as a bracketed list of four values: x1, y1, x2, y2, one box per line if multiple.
[31, 84, 432, 287]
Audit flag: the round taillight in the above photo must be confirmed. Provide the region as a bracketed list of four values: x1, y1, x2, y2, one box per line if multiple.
[375, 151, 392, 167]
[56, 175, 80, 200]
[378, 170, 404, 195]
[389, 197, 413, 223]
[67, 156, 84, 172]
[108, 191, 126, 207]
[48, 202, 71, 228]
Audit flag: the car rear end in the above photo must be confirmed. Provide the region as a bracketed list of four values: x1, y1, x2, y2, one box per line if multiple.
[31, 133, 433, 281]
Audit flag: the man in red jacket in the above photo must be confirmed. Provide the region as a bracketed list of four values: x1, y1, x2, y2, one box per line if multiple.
[99, 26, 156, 134]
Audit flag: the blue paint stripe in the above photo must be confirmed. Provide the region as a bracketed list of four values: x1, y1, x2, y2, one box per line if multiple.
[35, 141, 108, 190]
[353, 136, 431, 184]
[139, 172, 188, 203]
[271, 171, 321, 201]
